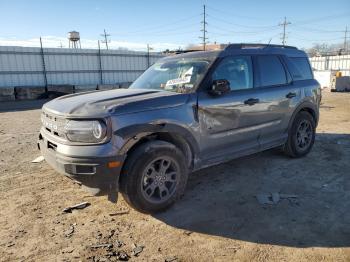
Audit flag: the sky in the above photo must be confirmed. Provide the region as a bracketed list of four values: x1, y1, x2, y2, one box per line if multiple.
[0, 0, 349, 51]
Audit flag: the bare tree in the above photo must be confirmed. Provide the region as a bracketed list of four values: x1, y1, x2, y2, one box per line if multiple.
[304, 42, 345, 56]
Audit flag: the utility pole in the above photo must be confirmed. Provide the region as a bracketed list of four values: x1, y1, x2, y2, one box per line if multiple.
[101, 29, 111, 50]
[39, 37, 48, 92]
[279, 17, 291, 46]
[147, 44, 150, 68]
[146, 44, 154, 68]
[344, 26, 348, 52]
[97, 40, 103, 84]
[199, 4, 208, 51]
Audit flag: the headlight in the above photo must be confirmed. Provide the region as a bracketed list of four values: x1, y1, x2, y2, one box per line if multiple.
[64, 120, 107, 143]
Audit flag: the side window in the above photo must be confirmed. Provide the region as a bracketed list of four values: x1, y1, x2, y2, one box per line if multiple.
[257, 55, 287, 87]
[212, 56, 253, 91]
[288, 57, 313, 80]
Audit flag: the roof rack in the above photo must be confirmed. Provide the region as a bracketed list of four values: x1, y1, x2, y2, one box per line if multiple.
[163, 49, 201, 55]
[225, 43, 298, 50]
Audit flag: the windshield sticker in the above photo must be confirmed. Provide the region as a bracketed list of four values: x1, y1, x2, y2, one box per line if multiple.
[165, 67, 193, 87]
[165, 76, 191, 87]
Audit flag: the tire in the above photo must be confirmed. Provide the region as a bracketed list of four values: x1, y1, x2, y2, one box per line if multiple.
[120, 140, 188, 213]
[283, 111, 316, 158]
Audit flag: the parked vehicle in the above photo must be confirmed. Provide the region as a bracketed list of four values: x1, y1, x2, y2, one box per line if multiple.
[38, 44, 321, 213]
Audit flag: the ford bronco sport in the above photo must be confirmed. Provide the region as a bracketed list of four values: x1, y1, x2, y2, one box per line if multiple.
[38, 44, 321, 213]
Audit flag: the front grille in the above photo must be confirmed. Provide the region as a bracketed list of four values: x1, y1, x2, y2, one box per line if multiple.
[41, 111, 67, 139]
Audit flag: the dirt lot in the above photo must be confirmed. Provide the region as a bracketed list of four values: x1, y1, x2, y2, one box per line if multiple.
[0, 91, 349, 262]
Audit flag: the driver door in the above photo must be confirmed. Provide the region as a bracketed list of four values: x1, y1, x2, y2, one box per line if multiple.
[197, 55, 262, 163]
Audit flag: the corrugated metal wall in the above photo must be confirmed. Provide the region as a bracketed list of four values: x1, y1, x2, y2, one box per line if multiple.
[310, 54, 350, 76]
[0, 46, 164, 87]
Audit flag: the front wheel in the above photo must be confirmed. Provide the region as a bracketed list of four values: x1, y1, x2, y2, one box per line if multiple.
[283, 111, 316, 158]
[120, 140, 188, 213]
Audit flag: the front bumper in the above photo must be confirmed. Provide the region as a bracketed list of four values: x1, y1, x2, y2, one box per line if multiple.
[38, 133, 125, 202]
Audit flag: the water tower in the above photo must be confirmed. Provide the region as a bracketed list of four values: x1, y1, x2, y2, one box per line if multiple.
[68, 31, 81, 48]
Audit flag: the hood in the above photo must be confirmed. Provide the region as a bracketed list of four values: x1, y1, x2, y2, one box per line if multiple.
[43, 88, 190, 118]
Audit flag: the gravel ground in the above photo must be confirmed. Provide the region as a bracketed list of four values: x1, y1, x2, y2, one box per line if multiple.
[0, 91, 349, 262]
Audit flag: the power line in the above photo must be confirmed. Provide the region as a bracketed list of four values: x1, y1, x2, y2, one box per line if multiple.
[290, 25, 343, 34]
[292, 12, 350, 26]
[207, 14, 278, 29]
[209, 23, 280, 35]
[97, 7, 349, 49]
[206, 5, 275, 22]
[256, 33, 282, 43]
[279, 17, 291, 45]
[289, 32, 345, 42]
[111, 14, 200, 36]
[136, 30, 198, 38]
[116, 24, 198, 36]
[199, 4, 208, 50]
[100, 29, 111, 50]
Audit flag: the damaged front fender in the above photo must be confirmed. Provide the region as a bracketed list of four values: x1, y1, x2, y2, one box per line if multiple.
[114, 122, 200, 168]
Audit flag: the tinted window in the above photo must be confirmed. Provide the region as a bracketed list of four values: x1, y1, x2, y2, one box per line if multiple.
[288, 57, 313, 80]
[257, 55, 287, 86]
[212, 56, 253, 91]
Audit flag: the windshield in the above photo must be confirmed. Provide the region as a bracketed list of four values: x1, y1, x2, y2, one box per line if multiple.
[130, 57, 213, 93]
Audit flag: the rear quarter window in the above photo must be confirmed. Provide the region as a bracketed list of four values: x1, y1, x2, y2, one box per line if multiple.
[288, 57, 313, 80]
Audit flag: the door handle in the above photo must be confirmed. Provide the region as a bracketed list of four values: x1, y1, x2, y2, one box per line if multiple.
[244, 98, 259, 106]
[286, 92, 296, 99]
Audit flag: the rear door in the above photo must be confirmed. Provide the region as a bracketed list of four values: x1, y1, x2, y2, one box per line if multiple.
[253, 55, 300, 149]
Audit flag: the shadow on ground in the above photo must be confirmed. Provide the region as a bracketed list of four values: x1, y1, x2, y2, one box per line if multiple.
[155, 133, 350, 248]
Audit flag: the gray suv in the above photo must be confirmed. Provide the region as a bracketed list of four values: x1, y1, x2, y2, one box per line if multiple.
[38, 44, 321, 213]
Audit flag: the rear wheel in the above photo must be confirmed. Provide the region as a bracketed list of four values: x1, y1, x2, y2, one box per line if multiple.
[120, 140, 188, 213]
[283, 111, 315, 158]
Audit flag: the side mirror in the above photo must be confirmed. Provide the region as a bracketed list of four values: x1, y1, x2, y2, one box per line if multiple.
[209, 79, 230, 96]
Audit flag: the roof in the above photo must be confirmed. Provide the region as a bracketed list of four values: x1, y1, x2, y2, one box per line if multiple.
[161, 50, 221, 60]
[162, 43, 307, 60]
[221, 43, 307, 58]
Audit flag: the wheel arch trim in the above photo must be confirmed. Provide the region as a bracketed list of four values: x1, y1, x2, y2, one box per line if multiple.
[115, 123, 200, 167]
[288, 101, 319, 131]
